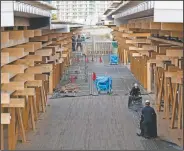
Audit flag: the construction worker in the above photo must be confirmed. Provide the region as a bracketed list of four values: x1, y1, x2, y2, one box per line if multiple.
[128, 83, 141, 107]
[72, 35, 76, 51]
[92, 72, 96, 82]
[137, 100, 157, 138]
[76, 35, 83, 52]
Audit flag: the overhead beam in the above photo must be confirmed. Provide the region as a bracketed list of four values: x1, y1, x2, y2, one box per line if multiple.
[161, 23, 183, 31]
[27, 42, 42, 50]
[24, 55, 42, 61]
[1, 82, 25, 91]
[29, 36, 49, 42]
[12, 88, 35, 96]
[15, 44, 35, 52]
[25, 64, 53, 73]
[2, 98, 25, 108]
[35, 74, 49, 81]
[34, 30, 42, 36]
[166, 49, 183, 57]
[129, 46, 153, 51]
[35, 48, 53, 56]
[11, 73, 35, 81]
[25, 80, 43, 87]
[24, 30, 34, 38]
[13, 59, 34, 66]
[122, 33, 151, 38]
[132, 53, 142, 57]
[1, 65, 25, 74]
[9, 31, 24, 40]
[148, 37, 183, 47]
[1, 48, 25, 57]
[126, 39, 151, 44]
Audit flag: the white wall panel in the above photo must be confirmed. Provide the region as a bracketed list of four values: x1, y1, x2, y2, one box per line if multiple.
[1, 1, 14, 27]
[154, 1, 183, 23]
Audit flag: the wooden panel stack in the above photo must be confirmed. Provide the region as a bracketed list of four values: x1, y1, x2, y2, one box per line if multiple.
[111, 17, 183, 145]
[1, 28, 72, 150]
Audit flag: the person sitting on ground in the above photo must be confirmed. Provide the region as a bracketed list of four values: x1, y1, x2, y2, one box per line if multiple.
[128, 83, 141, 107]
[137, 100, 157, 138]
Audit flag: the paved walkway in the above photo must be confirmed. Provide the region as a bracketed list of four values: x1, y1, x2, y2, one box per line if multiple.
[16, 60, 181, 150]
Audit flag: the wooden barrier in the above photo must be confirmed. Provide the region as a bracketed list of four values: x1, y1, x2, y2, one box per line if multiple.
[111, 18, 183, 146]
[1, 29, 72, 150]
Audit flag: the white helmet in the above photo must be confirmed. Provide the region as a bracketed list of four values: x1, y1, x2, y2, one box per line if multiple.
[134, 83, 138, 87]
[145, 100, 150, 105]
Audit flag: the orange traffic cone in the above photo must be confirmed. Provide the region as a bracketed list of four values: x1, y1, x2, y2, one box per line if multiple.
[99, 56, 102, 63]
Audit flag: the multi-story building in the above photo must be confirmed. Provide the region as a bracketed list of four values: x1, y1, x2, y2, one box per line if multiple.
[95, 1, 111, 19]
[55, 1, 111, 25]
[56, 1, 95, 24]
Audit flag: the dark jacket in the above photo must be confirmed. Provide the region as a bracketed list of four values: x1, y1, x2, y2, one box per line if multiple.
[130, 87, 141, 96]
[141, 106, 156, 123]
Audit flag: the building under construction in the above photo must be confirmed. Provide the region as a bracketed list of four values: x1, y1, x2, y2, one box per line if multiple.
[1, 1, 183, 150]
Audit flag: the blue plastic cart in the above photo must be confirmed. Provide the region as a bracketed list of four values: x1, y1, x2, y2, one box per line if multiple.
[95, 76, 112, 94]
[109, 54, 119, 65]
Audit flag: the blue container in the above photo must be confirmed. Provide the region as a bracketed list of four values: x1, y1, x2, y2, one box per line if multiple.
[109, 54, 119, 65]
[95, 76, 112, 93]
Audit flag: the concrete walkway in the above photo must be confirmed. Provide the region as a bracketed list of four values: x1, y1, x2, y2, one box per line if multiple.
[16, 61, 180, 150]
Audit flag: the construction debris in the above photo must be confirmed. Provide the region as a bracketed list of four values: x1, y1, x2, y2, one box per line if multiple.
[55, 83, 79, 93]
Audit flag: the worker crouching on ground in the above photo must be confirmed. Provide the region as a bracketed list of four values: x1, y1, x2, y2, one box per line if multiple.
[128, 83, 141, 107]
[137, 100, 157, 139]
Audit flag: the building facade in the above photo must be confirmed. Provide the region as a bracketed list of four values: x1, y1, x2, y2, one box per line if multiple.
[55, 1, 111, 25]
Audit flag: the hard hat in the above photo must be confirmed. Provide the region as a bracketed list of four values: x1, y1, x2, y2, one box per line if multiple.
[134, 83, 138, 87]
[145, 100, 150, 103]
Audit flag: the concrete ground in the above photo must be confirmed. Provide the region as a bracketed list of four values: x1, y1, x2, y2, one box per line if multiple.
[16, 56, 181, 150]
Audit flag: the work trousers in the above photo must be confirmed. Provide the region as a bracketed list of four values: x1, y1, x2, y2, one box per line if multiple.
[142, 121, 152, 137]
[77, 44, 82, 51]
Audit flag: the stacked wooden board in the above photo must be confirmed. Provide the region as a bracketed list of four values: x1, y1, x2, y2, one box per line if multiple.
[1, 28, 72, 150]
[111, 17, 183, 145]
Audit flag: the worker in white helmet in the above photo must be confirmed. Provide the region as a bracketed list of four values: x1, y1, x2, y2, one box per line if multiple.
[128, 83, 141, 107]
[137, 100, 157, 138]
